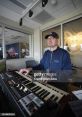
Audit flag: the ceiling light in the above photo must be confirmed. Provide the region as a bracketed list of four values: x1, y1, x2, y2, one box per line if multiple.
[29, 10, 33, 17]
[42, 0, 48, 7]
[19, 18, 23, 26]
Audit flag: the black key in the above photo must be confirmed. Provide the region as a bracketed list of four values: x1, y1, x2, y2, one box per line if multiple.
[23, 81, 31, 85]
[38, 89, 45, 95]
[53, 96, 58, 101]
[41, 92, 50, 99]
[39, 90, 47, 97]
[31, 86, 38, 91]
[32, 86, 40, 92]
[48, 95, 55, 100]
[33, 87, 41, 92]
[25, 82, 32, 86]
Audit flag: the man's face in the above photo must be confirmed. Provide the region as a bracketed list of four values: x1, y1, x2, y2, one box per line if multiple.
[47, 36, 58, 47]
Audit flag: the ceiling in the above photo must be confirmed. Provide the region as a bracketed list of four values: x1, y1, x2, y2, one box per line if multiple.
[0, 0, 82, 29]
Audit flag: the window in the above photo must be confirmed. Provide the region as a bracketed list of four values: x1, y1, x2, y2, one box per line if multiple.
[63, 18, 82, 53]
[4, 28, 32, 59]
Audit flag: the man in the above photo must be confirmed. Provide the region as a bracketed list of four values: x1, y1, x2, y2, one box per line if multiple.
[20, 32, 72, 75]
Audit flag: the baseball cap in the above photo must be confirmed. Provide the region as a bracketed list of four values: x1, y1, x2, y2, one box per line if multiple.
[45, 32, 59, 39]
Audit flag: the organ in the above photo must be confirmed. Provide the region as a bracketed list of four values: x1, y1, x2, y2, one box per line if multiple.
[0, 71, 74, 117]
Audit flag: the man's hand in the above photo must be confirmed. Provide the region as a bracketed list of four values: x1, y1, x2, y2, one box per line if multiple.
[19, 68, 32, 75]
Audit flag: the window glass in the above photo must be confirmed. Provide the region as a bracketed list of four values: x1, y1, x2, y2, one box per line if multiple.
[63, 17, 82, 67]
[64, 18, 82, 53]
[4, 28, 32, 59]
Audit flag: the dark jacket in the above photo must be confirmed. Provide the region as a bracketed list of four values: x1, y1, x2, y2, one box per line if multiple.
[33, 47, 72, 73]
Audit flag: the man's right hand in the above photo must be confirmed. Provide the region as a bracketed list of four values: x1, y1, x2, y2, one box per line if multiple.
[19, 68, 32, 75]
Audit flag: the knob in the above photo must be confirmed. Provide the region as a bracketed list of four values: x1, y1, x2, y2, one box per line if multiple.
[23, 87, 28, 92]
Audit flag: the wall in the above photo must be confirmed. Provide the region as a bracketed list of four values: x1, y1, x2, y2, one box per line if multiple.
[33, 28, 41, 62]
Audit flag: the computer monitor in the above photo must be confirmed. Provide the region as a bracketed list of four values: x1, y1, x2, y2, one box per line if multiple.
[0, 59, 6, 73]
